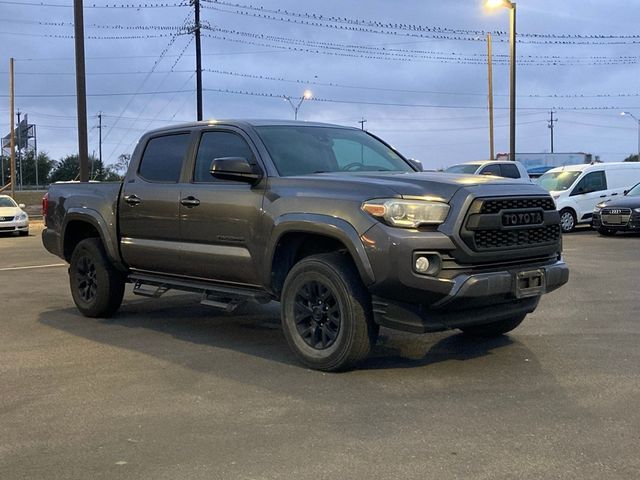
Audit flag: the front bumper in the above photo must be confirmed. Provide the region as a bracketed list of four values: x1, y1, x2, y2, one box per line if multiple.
[361, 222, 569, 334]
[0, 219, 29, 233]
[371, 260, 569, 333]
[592, 211, 640, 231]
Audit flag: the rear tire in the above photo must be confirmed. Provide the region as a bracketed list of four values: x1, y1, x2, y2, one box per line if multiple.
[460, 314, 526, 338]
[69, 238, 125, 318]
[281, 252, 378, 371]
[559, 208, 576, 233]
[598, 227, 616, 236]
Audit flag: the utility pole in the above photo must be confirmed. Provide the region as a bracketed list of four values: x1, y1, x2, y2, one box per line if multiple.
[73, 0, 90, 182]
[509, 3, 516, 162]
[487, 33, 495, 160]
[358, 118, 367, 130]
[97, 112, 103, 165]
[16, 110, 22, 189]
[192, 0, 203, 120]
[9, 58, 15, 199]
[548, 111, 556, 153]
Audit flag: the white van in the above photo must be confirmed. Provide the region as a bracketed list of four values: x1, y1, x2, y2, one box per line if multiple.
[537, 162, 640, 232]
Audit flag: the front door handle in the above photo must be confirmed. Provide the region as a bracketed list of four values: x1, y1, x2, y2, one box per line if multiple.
[124, 194, 142, 206]
[611, 193, 618, 196]
[180, 196, 201, 207]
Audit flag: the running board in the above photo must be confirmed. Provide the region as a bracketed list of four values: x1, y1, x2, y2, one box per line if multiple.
[129, 272, 272, 311]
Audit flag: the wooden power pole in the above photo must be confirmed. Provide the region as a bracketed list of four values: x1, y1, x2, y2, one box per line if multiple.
[9, 58, 15, 198]
[73, 0, 90, 182]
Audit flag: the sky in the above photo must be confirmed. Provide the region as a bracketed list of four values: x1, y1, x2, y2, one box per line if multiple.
[1, 0, 640, 170]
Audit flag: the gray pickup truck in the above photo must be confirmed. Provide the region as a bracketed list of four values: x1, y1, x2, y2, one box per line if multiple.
[43, 120, 569, 371]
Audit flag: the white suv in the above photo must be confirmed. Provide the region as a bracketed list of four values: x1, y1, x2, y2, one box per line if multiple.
[445, 160, 531, 182]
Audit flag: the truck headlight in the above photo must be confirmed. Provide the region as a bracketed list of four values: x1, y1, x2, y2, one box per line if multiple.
[362, 199, 450, 228]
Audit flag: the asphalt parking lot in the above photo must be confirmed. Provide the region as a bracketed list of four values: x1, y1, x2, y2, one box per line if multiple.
[1, 223, 639, 480]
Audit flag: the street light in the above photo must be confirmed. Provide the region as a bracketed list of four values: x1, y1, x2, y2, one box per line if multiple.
[283, 89, 313, 120]
[485, 0, 516, 162]
[621, 111, 640, 159]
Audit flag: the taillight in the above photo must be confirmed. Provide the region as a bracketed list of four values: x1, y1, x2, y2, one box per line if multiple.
[42, 192, 49, 220]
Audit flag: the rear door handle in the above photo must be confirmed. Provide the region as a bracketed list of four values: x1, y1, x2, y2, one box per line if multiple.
[124, 194, 142, 206]
[180, 196, 201, 207]
[599, 194, 607, 198]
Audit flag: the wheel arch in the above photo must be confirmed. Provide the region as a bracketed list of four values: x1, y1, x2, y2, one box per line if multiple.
[267, 214, 375, 297]
[62, 209, 124, 270]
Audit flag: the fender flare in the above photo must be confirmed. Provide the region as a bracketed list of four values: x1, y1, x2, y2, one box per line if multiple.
[62, 208, 125, 270]
[266, 213, 375, 286]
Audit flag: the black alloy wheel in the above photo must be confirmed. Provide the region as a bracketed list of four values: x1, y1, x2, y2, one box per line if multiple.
[294, 280, 341, 350]
[75, 255, 98, 303]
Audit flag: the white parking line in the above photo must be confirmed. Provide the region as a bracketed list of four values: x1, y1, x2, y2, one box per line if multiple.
[0, 263, 66, 272]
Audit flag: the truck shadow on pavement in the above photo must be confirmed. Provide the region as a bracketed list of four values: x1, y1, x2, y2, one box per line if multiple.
[38, 291, 524, 374]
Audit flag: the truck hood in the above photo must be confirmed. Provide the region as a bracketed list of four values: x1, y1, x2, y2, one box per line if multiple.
[291, 171, 536, 202]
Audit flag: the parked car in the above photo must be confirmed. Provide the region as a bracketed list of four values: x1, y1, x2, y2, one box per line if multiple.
[445, 160, 531, 181]
[42, 120, 568, 371]
[537, 162, 640, 232]
[0, 194, 29, 236]
[591, 181, 640, 235]
[527, 165, 554, 179]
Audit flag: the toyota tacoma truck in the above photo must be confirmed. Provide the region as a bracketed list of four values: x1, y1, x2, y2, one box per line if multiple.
[42, 120, 569, 371]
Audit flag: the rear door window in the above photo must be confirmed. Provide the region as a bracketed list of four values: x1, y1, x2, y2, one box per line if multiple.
[138, 133, 191, 182]
[500, 163, 521, 179]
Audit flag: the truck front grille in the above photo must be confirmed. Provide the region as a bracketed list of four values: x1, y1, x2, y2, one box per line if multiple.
[480, 197, 555, 214]
[474, 224, 560, 249]
[461, 196, 560, 252]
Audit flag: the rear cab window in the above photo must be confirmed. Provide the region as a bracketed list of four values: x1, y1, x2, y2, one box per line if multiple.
[138, 133, 192, 183]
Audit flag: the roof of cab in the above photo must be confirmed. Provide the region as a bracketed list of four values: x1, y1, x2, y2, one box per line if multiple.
[144, 119, 355, 136]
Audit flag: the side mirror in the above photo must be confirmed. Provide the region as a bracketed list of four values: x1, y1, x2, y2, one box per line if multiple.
[624, 189, 629, 196]
[407, 158, 423, 171]
[18, 203, 26, 208]
[210, 157, 262, 184]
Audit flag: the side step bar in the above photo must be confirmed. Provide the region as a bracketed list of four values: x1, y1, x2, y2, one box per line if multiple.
[129, 272, 272, 312]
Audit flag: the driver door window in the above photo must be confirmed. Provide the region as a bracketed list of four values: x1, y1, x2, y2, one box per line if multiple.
[571, 171, 607, 196]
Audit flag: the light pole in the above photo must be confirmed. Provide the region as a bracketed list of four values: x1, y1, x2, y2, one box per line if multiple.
[621, 111, 640, 159]
[283, 90, 313, 120]
[485, 0, 516, 161]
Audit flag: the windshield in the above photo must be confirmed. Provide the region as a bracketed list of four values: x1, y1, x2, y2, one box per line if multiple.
[536, 170, 582, 191]
[627, 182, 640, 196]
[0, 197, 17, 208]
[254, 126, 413, 176]
[445, 164, 480, 174]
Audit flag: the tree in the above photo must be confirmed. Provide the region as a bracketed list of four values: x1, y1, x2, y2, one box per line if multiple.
[19, 151, 55, 187]
[49, 154, 121, 183]
[623, 154, 639, 162]
[113, 153, 131, 176]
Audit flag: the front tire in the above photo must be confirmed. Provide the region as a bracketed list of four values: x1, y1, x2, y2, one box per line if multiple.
[69, 238, 125, 318]
[460, 314, 526, 338]
[19, 229, 29, 236]
[559, 208, 577, 233]
[281, 253, 378, 371]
